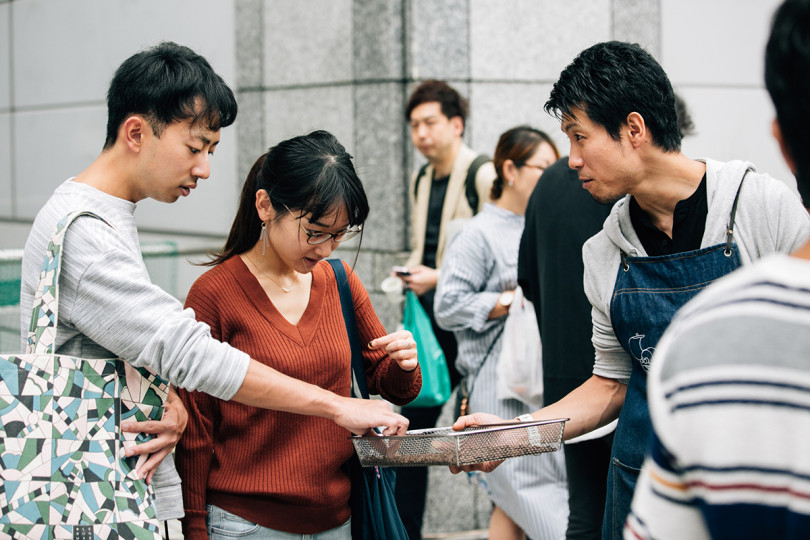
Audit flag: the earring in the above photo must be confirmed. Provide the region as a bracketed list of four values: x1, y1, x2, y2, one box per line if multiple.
[508, 180, 515, 186]
[259, 221, 269, 255]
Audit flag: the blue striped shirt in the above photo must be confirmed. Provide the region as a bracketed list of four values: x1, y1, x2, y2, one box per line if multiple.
[626, 254, 810, 539]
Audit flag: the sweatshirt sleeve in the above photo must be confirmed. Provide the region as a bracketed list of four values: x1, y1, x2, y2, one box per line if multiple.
[582, 237, 633, 383]
[767, 177, 810, 254]
[64, 222, 249, 400]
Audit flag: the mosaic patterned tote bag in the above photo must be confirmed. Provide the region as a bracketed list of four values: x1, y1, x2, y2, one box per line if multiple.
[0, 211, 168, 540]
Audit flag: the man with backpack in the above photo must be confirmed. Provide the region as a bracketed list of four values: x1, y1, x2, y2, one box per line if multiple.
[395, 79, 496, 540]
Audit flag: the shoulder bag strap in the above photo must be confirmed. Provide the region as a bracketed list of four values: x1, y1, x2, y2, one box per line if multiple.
[327, 259, 370, 400]
[26, 210, 110, 354]
[413, 162, 431, 201]
[725, 168, 750, 254]
[465, 154, 491, 215]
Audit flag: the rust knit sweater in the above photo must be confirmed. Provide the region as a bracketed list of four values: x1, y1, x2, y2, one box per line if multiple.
[175, 257, 421, 538]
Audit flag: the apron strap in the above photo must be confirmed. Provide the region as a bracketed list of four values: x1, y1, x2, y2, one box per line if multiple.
[725, 168, 750, 256]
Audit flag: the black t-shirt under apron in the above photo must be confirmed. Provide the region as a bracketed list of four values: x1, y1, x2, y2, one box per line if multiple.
[629, 173, 708, 256]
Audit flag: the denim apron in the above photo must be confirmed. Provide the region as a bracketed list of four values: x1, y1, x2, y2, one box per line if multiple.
[601, 174, 747, 539]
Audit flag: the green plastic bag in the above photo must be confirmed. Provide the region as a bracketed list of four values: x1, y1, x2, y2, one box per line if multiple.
[402, 290, 451, 407]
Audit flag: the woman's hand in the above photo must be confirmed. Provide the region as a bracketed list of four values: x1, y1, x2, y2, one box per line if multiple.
[369, 330, 418, 372]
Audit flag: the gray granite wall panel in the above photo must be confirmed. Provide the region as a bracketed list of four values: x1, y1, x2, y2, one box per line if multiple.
[470, 0, 611, 81]
[407, 0, 470, 80]
[263, 85, 355, 149]
[354, 83, 409, 252]
[235, 90, 265, 184]
[471, 82, 569, 161]
[354, 0, 405, 80]
[263, 0, 354, 86]
[236, 0, 264, 89]
[613, 0, 661, 59]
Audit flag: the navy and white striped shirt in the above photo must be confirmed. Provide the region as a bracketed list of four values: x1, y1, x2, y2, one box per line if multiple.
[626, 254, 810, 539]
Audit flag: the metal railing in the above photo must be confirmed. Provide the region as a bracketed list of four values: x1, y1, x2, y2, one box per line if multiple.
[0, 242, 215, 351]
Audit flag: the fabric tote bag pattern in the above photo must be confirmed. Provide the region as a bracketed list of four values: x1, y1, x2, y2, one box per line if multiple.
[328, 260, 409, 540]
[0, 211, 168, 540]
[401, 290, 450, 408]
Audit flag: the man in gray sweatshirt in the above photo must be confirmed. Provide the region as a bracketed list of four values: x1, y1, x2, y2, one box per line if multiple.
[451, 40, 810, 540]
[18, 41, 409, 524]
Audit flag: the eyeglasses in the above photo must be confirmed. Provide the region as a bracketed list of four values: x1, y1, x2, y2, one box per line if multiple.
[301, 226, 362, 245]
[283, 204, 363, 245]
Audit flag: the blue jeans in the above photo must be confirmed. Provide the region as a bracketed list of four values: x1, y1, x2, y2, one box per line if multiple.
[207, 504, 351, 540]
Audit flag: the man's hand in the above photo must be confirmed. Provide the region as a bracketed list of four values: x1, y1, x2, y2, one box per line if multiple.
[401, 265, 438, 297]
[121, 386, 188, 484]
[448, 411, 505, 474]
[369, 330, 418, 372]
[332, 396, 409, 436]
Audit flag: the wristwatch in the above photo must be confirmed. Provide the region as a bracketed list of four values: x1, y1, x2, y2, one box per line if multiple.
[498, 290, 515, 308]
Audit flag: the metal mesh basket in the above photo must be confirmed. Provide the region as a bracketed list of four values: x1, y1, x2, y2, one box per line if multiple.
[351, 419, 567, 467]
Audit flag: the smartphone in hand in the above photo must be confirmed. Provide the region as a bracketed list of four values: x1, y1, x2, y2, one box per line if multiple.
[392, 265, 411, 277]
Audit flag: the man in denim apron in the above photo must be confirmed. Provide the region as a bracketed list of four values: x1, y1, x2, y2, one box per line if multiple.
[450, 41, 810, 540]
[626, 1, 810, 538]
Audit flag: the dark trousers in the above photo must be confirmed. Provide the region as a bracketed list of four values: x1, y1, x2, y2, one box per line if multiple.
[563, 433, 614, 540]
[395, 292, 460, 540]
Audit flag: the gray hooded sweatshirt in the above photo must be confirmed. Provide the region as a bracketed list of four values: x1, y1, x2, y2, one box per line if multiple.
[582, 158, 810, 383]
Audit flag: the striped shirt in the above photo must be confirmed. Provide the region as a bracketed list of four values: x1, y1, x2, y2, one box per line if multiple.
[435, 203, 569, 539]
[626, 254, 810, 539]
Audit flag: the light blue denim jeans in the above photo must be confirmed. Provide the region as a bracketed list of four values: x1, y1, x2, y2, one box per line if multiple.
[206, 504, 351, 540]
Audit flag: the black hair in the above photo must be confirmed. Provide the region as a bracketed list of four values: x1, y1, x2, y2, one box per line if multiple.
[206, 130, 369, 266]
[765, 0, 810, 204]
[406, 80, 469, 129]
[491, 126, 559, 200]
[545, 41, 682, 152]
[104, 41, 237, 149]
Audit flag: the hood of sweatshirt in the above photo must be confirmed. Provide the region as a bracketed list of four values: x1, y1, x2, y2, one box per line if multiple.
[599, 158, 756, 257]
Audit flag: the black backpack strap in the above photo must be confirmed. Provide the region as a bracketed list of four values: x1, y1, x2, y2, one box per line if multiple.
[327, 259, 369, 400]
[413, 162, 431, 201]
[465, 154, 491, 215]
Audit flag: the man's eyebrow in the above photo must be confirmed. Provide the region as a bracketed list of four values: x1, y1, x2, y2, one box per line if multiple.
[562, 121, 577, 133]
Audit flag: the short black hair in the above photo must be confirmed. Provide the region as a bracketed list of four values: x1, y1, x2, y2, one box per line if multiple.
[545, 41, 682, 152]
[104, 41, 237, 149]
[406, 80, 469, 128]
[765, 0, 810, 204]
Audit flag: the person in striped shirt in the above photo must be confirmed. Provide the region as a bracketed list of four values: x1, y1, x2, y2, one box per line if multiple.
[625, 1, 810, 537]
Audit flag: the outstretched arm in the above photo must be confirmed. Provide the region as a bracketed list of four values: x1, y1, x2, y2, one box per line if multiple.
[449, 374, 625, 473]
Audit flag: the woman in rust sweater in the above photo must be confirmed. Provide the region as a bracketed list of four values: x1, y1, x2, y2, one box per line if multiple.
[175, 130, 422, 540]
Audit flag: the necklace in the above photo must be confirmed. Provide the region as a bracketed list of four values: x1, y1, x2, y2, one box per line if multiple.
[246, 254, 299, 293]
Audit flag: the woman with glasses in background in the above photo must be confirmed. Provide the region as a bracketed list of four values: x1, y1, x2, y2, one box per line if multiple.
[175, 130, 422, 540]
[435, 126, 567, 540]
